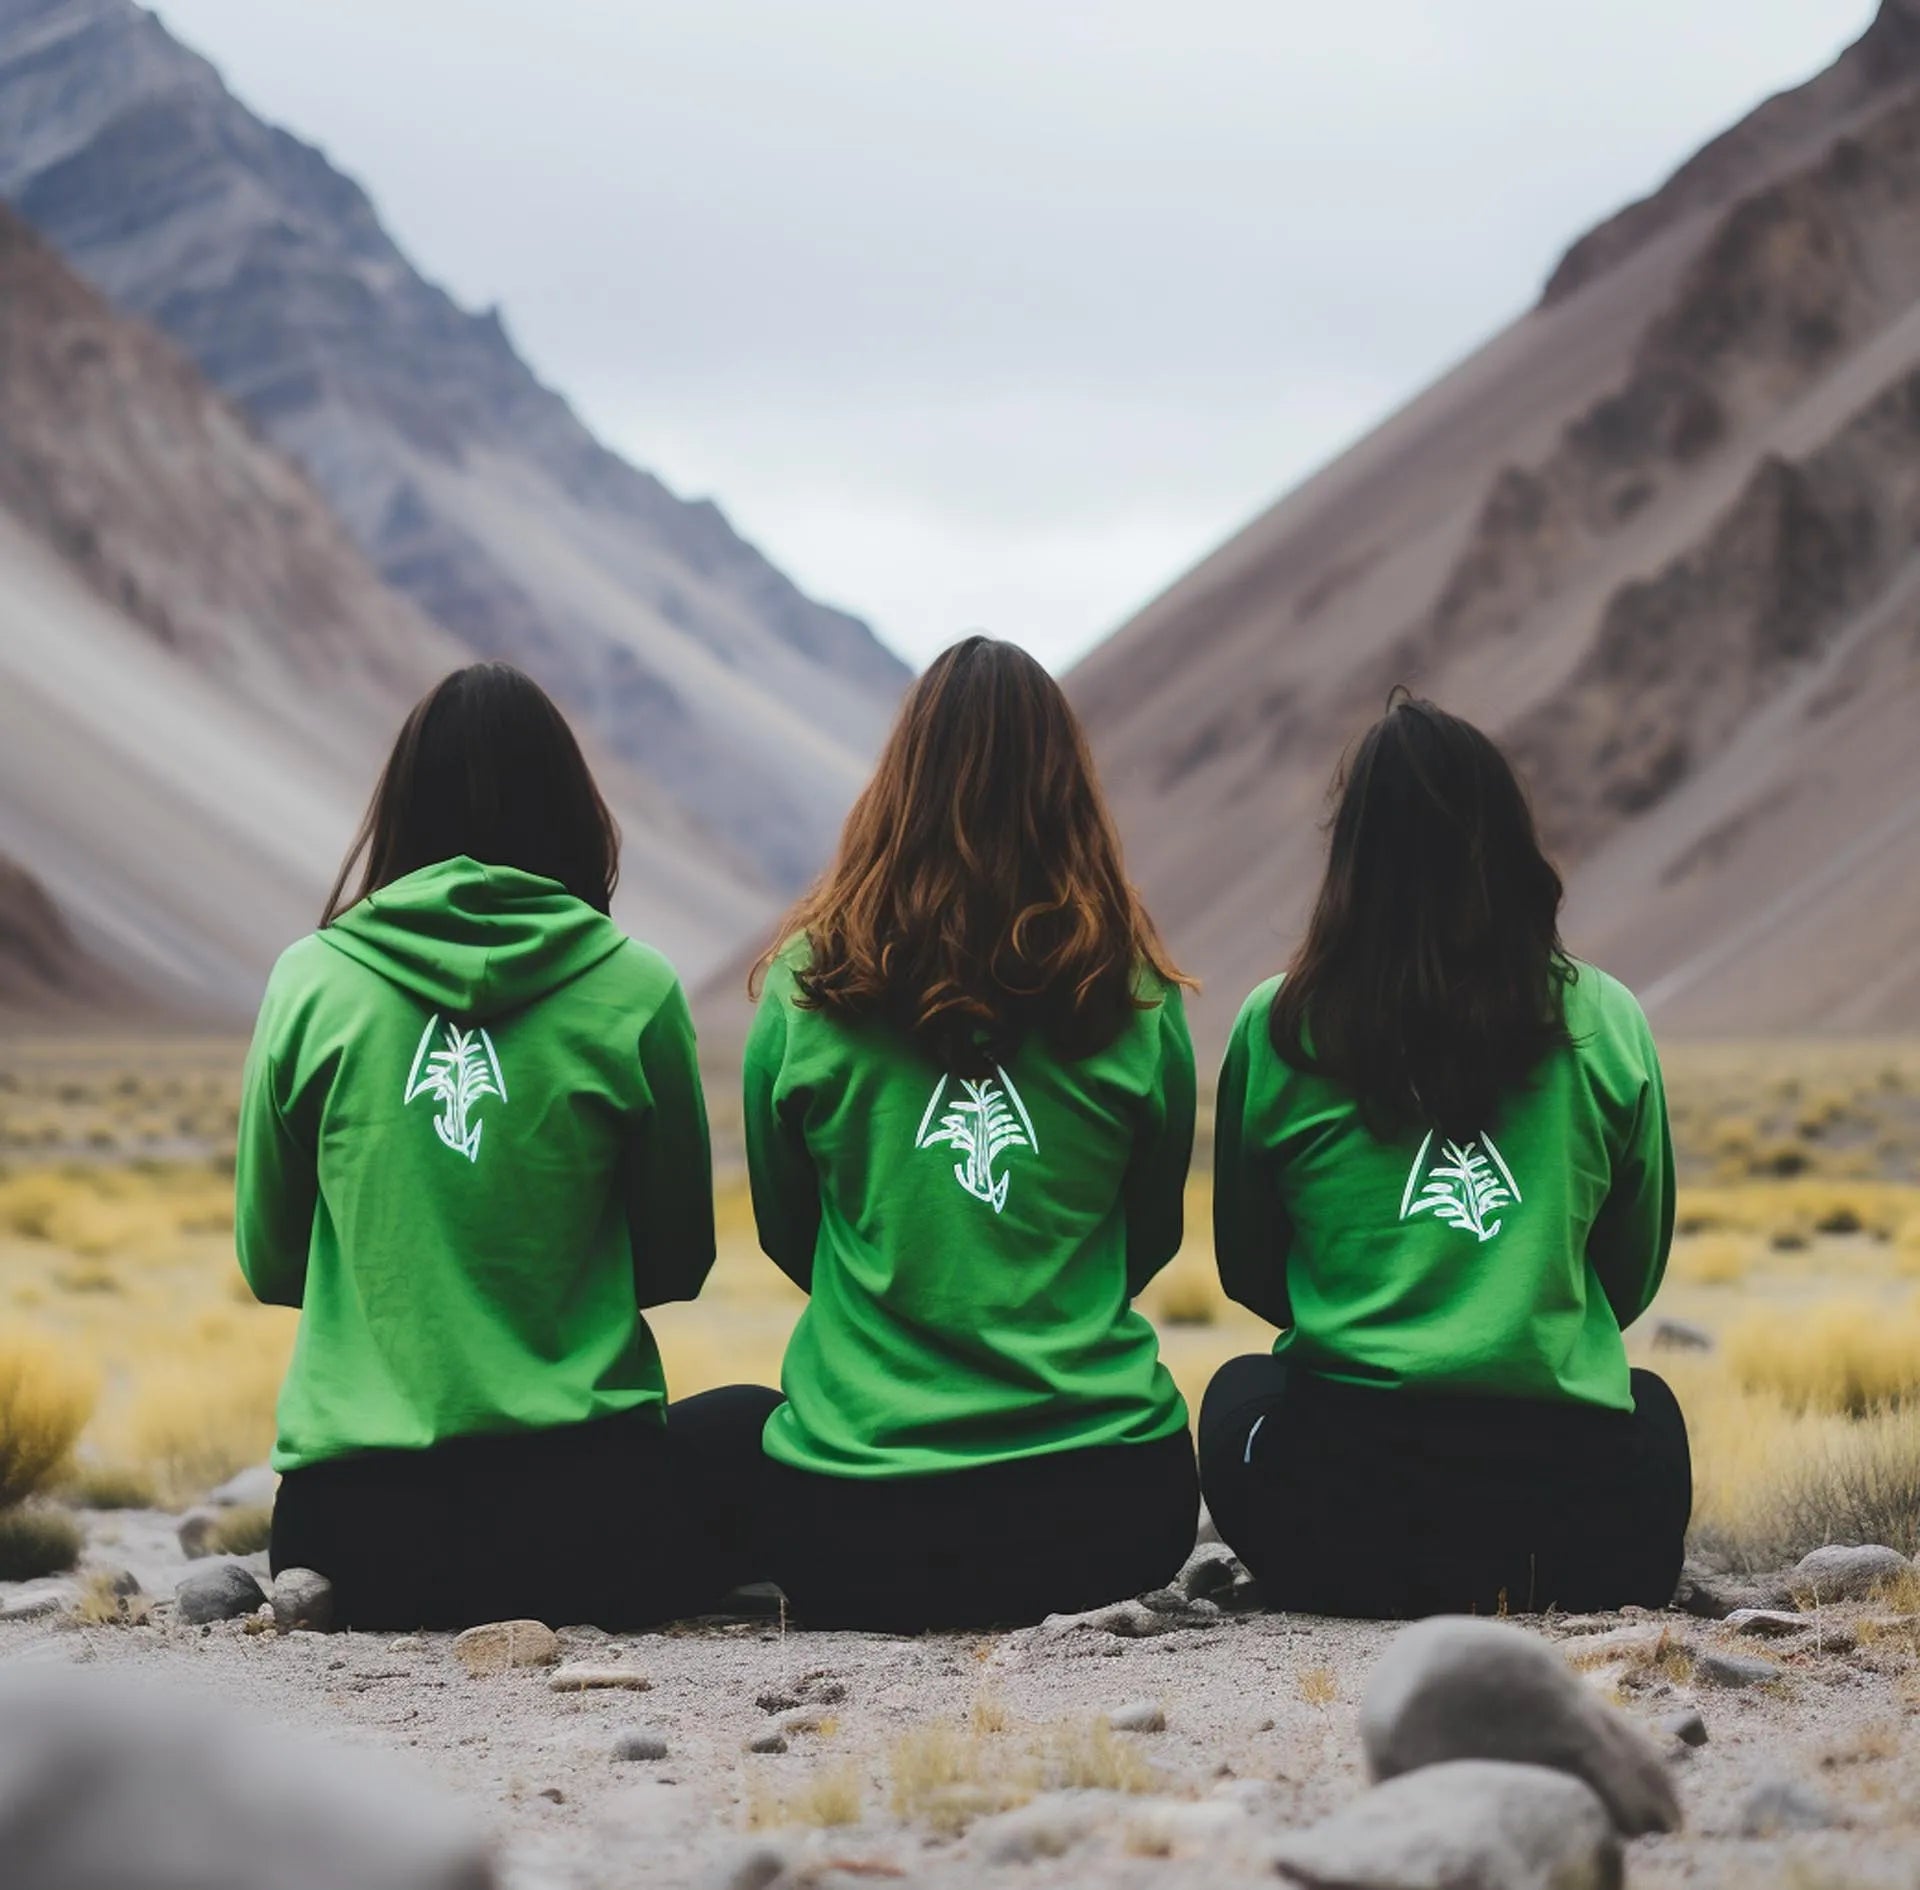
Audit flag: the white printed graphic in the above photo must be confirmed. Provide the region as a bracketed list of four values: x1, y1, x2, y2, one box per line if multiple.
[914, 1068, 1037, 1214]
[403, 1015, 508, 1163]
[1400, 1130, 1521, 1244]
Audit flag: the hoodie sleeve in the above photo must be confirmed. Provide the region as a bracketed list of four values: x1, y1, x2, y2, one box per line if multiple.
[627, 980, 718, 1309]
[1123, 984, 1197, 1299]
[235, 956, 319, 1310]
[1213, 984, 1295, 1330]
[743, 964, 820, 1292]
[1585, 991, 1675, 1331]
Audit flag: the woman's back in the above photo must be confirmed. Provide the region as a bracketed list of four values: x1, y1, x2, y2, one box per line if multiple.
[1215, 961, 1672, 1408]
[749, 947, 1193, 1474]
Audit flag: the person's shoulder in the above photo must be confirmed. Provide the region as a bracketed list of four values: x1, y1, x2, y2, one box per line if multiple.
[1227, 975, 1284, 1051]
[596, 935, 688, 1016]
[1562, 960, 1659, 1058]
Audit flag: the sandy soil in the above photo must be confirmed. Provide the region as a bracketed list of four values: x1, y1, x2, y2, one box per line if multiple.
[4, 1510, 1918, 1890]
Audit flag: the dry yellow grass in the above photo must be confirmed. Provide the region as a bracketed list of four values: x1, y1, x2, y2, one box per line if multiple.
[886, 1712, 1158, 1836]
[745, 1763, 863, 1830]
[0, 1336, 95, 1508]
[1724, 1298, 1920, 1416]
[117, 1345, 288, 1508]
[1668, 1231, 1759, 1288]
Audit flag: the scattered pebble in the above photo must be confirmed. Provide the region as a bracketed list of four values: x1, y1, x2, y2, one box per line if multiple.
[1273, 1759, 1620, 1890]
[1650, 1317, 1714, 1352]
[548, 1662, 651, 1693]
[174, 1509, 223, 1559]
[537, 1786, 564, 1805]
[175, 1563, 266, 1626]
[712, 1843, 791, 1890]
[1727, 1609, 1813, 1638]
[745, 1730, 789, 1754]
[1658, 1708, 1709, 1748]
[1361, 1617, 1679, 1837]
[388, 1636, 425, 1653]
[1695, 1651, 1778, 1690]
[452, 1620, 559, 1677]
[268, 1568, 334, 1634]
[612, 1729, 669, 1762]
[1735, 1777, 1843, 1837]
[1106, 1700, 1166, 1733]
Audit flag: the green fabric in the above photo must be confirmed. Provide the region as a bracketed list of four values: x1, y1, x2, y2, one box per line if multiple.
[745, 947, 1195, 1477]
[1213, 964, 1673, 1411]
[236, 857, 715, 1473]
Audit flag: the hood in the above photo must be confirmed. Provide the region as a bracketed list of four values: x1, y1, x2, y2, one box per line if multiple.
[320, 858, 627, 1020]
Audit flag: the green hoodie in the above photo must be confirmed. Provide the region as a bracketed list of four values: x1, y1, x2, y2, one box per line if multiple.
[1213, 965, 1673, 1411]
[744, 947, 1195, 1477]
[236, 857, 715, 1473]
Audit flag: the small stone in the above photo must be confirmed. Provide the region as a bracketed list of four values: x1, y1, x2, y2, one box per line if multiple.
[1361, 1617, 1680, 1837]
[1107, 1700, 1166, 1733]
[1726, 1608, 1813, 1638]
[1272, 1760, 1620, 1890]
[548, 1661, 651, 1692]
[612, 1729, 669, 1762]
[711, 1843, 791, 1890]
[755, 1687, 800, 1713]
[537, 1786, 564, 1804]
[175, 1508, 223, 1558]
[0, 1589, 71, 1624]
[208, 1465, 278, 1510]
[794, 1670, 847, 1705]
[388, 1635, 425, 1653]
[1735, 1777, 1842, 1837]
[268, 1567, 334, 1634]
[1658, 1708, 1708, 1748]
[1179, 1544, 1239, 1601]
[452, 1619, 559, 1676]
[746, 1730, 789, 1754]
[175, 1562, 266, 1626]
[1789, 1544, 1911, 1603]
[1695, 1651, 1777, 1689]
[1650, 1318, 1714, 1352]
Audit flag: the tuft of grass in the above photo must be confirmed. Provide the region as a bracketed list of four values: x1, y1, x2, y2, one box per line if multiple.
[1724, 1299, 1920, 1416]
[746, 1763, 864, 1830]
[70, 1568, 149, 1627]
[0, 1501, 83, 1580]
[1040, 1716, 1158, 1794]
[60, 1460, 160, 1511]
[0, 1338, 95, 1508]
[119, 1350, 285, 1508]
[1669, 1232, 1757, 1288]
[1297, 1666, 1339, 1708]
[971, 1692, 1011, 1737]
[204, 1503, 273, 1556]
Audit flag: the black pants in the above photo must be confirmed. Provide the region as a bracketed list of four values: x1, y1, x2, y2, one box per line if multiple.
[677, 1384, 1201, 1633]
[271, 1399, 763, 1632]
[1198, 1355, 1691, 1619]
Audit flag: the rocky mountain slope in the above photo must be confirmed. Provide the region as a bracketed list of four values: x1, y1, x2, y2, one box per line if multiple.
[0, 200, 767, 1020]
[1073, 0, 1920, 1046]
[0, 0, 906, 892]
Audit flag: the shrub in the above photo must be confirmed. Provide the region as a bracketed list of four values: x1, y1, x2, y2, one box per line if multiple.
[1725, 1300, 1920, 1417]
[746, 1764, 864, 1830]
[60, 1460, 160, 1511]
[204, 1503, 273, 1556]
[0, 1502, 83, 1580]
[0, 1339, 95, 1508]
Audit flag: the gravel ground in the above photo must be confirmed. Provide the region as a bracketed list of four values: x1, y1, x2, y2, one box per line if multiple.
[7, 1515, 1920, 1890]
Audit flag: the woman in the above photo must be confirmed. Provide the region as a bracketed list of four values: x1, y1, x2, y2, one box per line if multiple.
[723, 636, 1200, 1632]
[1202, 695, 1690, 1618]
[237, 662, 734, 1629]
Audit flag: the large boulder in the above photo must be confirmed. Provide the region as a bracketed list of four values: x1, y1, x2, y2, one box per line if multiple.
[0, 1667, 494, 1890]
[1272, 1760, 1622, 1890]
[1359, 1617, 1680, 1836]
[1788, 1544, 1910, 1603]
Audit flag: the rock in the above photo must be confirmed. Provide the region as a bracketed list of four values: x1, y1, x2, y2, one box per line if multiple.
[1037, 1598, 1206, 1639]
[1657, 1708, 1708, 1748]
[175, 1563, 267, 1626]
[1106, 1700, 1166, 1733]
[208, 1465, 278, 1511]
[1650, 1318, 1714, 1352]
[745, 1730, 789, 1754]
[972, 1790, 1118, 1864]
[709, 1845, 791, 1890]
[452, 1620, 558, 1676]
[176, 1509, 223, 1558]
[1789, 1544, 1910, 1603]
[0, 1664, 494, 1889]
[778, 1711, 830, 1736]
[1671, 1560, 1770, 1619]
[1694, 1650, 1777, 1689]
[1272, 1760, 1621, 1890]
[1178, 1544, 1239, 1601]
[548, 1662, 651, 1692]
[611, 1730, 668, 1763]
[0, 1587, 74, 1623]
[1360, 1617, 1679, 1836]
[268, 1569, 333, 1634]
[1726, 1608, 1813, 1638]
[1137, 1585, 1190, 1615]
[87, 1567, 143, 1600]
[1735, 1777, 1843, 1837]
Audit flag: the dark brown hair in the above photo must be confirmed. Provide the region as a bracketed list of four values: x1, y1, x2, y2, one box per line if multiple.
[753, 635, 1189, 1070]
[1272, 694, 1573, 1138]
[323, 662, 620, 923]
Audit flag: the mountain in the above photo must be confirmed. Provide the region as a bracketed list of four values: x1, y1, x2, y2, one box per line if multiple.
[0, 0, 907, 893]
[1072, 0, 1920, 1047]
[0, 197, 766, 1020]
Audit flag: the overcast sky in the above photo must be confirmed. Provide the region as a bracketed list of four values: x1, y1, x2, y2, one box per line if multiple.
[155, 0, 1877, 670]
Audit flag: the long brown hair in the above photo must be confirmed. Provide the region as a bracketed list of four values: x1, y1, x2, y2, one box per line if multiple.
[1272, 694, 1573, 1139]
[754, 635, 1189, 1070]
[323, 662, 620, 923]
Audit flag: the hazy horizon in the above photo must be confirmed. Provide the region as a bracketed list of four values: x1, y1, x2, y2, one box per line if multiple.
[152, 0, 1876, 670]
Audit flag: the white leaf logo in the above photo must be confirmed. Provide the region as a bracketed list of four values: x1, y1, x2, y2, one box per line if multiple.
[914, 1067, 1037, 1214]
[1400, 1130, 1521, 1244]
[402, 1015, 508, 1163]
